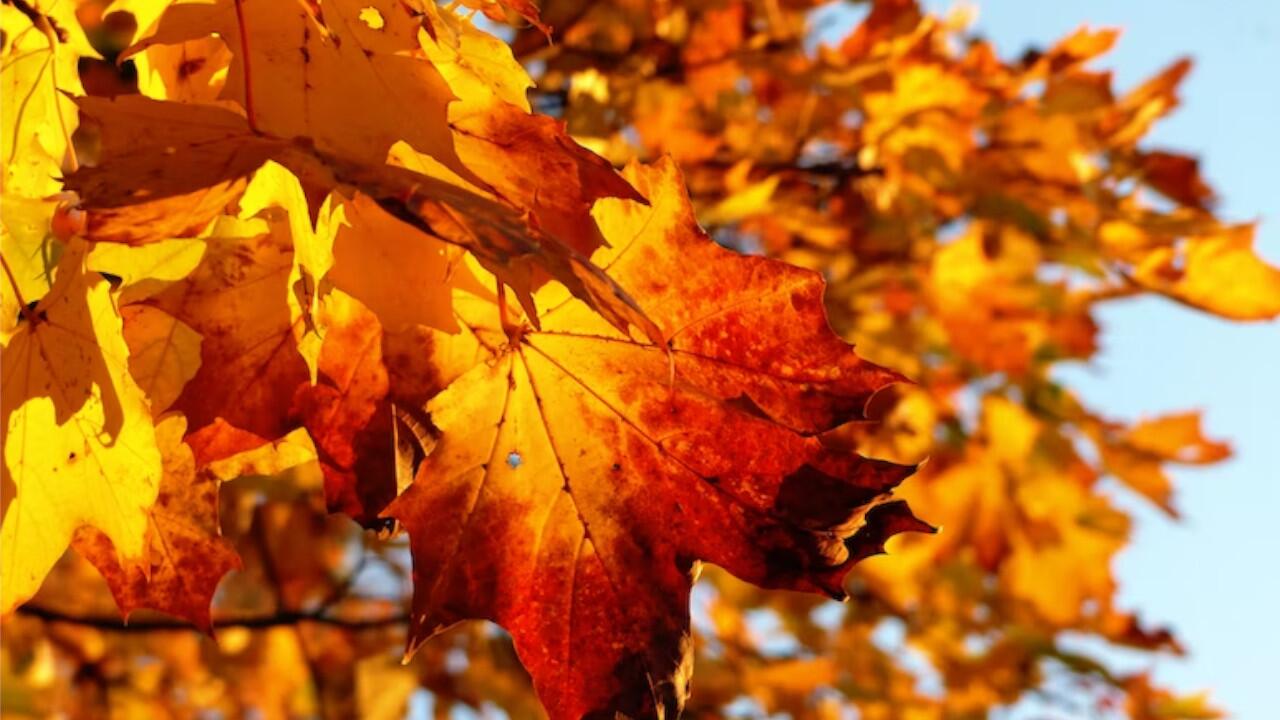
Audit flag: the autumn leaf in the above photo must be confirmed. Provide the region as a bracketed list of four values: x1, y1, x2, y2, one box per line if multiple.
[1134, 224, 1280, 320]
[451, 104, 647, 259]
[1, 0, 98, 334]
[416, 8, 644, 260]
[86, 236, 207, 304]
[1, 196, 63, 336]
[85, 0, 652, 330]
[68, 94, 283, 244]
[72, 414, 241, 631]
[1126, 673, 1225, 720]
[385, 159, 929, 718]
[123, 0, 475, 184]
[457, 0, 552, 37]
[68, 95, 661, 341]
[131, 32, 233, 103]
[1106, 57, 1192, 145]
[1124, 413, 1231, 464]
[237, 161, 348, 382]
[137, 212, 308, 452]
[327, 192, 460, 334]
[89, 178, 411, 521]
[417, 3, 534, 112]
[120, 304, 202, 414]
[1095, 411, 1230, 516]
[1, 1, 97, 195]
[293, 291, 398, 526]
[1, 240, 162, 613]
[1138, 150, 1214, 208]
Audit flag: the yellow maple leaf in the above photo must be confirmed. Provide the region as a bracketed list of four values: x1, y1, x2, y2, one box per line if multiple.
[238, 161, 347, 383]
[1134, 224, 1280, 320]
[73, 414, 241, 631]
[1, 2, 98, 335]
[1, 240, 162, 612]
[124, 0, 474, 183]
[120, 304, 202, 414]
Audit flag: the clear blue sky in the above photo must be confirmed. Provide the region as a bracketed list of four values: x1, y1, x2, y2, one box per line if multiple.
[915, 2, 1280, 717]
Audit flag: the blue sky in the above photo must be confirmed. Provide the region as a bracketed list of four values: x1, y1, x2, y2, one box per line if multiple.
[915, 2, 1280, 717]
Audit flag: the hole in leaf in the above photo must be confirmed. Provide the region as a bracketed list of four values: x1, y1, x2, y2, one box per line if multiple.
[358, 7, 385, 30]
[506, 451, 523, 469]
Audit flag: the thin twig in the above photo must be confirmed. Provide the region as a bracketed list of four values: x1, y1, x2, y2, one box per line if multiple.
[17, 603, 409, 631]
[0, 253, 37, 324]
[231, 0, 258, 131]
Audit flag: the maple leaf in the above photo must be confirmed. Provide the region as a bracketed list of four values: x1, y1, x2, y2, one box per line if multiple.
[237, 161, 348, 382]
[1106, 57, 1192, 145]
[68, 95, 285, 244]
[70, 0, 656, 333]
[450, 104, 647, 258]
[1125, 674, 1224, 720]
[0, 196, 62, 336]
[417, 2, 534, 112]
[1, 1, 97, 193]
[1094, 411, 1230, 517]
[1123, 413, 1231, 464]
[929, 225, 1098, 375]
[293, 290, 399, 525]
[1133, 224, 1280, 320]
[327, 192, 460, 334]
[85, 236, 207, 304]
[414, 6, 643, 260]
[1, 1, 99, 334]
[457, 0, 552, 37]
[1, 240, 162, 612]
[1137, 150, 1214, 209]
[72, 414, 241, 631]
[876, 396, 1127, 626]
[68, 95, 661, 341]
[385, 159, 930, 718]
[80, 238, 209, 417]
[120, 304, 203, 414]
[132, 33, 233, 103]
[123, 0, 476, 185]
[82, 160, 444, 524]
[137, 212, 309, 451]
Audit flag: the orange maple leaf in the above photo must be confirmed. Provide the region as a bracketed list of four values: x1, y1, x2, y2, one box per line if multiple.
[384, 159, 931, 718]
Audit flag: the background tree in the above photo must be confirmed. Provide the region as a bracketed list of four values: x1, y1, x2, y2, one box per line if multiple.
[2, 0, 1276, 718]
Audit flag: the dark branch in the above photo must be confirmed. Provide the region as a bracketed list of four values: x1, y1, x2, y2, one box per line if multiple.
[17, 603, 409, 632]
[691, 157, 884, 180]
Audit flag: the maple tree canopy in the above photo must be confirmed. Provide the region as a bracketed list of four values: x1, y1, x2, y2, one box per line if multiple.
[1, 0, 1273, 718]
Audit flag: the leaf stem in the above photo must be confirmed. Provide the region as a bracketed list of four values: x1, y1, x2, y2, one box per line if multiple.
[496, 276, 523, 342]
[0, 252, 37, 324]
[231, 0, 258, 132]
[40, 21, 78, 173]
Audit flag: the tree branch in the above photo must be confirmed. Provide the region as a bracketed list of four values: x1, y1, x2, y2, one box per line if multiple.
[16, 603, 409, 632]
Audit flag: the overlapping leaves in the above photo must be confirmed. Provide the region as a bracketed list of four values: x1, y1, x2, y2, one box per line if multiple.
[0, 1, 927, 718]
